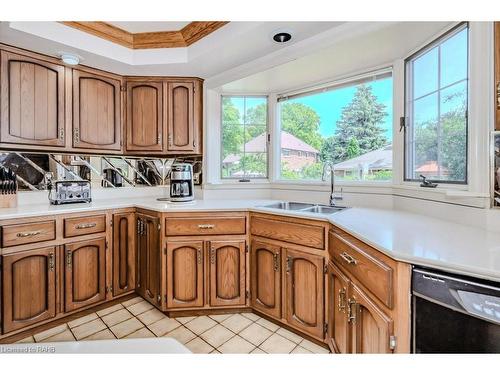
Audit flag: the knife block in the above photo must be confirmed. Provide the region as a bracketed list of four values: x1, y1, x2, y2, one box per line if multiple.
[0, 193, 17, 208]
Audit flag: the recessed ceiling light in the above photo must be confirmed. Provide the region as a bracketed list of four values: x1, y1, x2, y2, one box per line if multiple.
[59, 53, 80, 66]
[272, 30, 292, 44]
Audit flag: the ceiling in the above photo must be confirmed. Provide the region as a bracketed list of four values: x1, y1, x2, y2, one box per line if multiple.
[108, 22, 190, 33]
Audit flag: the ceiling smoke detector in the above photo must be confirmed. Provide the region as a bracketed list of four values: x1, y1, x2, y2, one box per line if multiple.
[272, 30, 292, 44]
[59, 53, 81, 66]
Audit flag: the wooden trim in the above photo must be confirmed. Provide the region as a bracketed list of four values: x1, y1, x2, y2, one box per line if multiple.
[61, 21, 229, 49]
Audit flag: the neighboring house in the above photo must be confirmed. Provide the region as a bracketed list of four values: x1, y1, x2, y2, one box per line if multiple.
[415, 161, 449, 179]
[223, 131, 320, 176]
[333, 144, 392, 179]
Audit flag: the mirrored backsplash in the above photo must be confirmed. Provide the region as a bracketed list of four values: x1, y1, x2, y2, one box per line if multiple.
[0, 152, 202, 191]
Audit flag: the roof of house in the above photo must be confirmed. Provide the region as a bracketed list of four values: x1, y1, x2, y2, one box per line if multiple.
[415, 161, 449, 174]
[333, 144, 392, 171]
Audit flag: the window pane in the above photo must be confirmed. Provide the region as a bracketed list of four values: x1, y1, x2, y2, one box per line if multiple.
[222, 97, 244, 124]
[413, 47, 438, 98]
[244, 97, 267, 125]
[221, 124, 244, 158]
[440, 28, 468, 88]
[222, 151, 245, 178]
[279, 76, 393, 182]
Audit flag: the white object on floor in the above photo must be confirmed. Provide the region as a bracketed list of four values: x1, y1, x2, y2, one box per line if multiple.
[0, 337, 191, 354]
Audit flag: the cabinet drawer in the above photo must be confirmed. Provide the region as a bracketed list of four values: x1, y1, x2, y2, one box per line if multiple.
[251, 216, 325, 250]
[329, 231, 393, 308]
[165, 216, 246, 236]
[1, 221, 56, 247]
[64, 215, 106, 238]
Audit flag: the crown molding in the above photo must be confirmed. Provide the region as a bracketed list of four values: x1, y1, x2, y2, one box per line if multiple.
[60, 21, 229, 49]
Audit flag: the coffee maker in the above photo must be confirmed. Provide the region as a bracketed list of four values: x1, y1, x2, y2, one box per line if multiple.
[170, 163, 194, 202]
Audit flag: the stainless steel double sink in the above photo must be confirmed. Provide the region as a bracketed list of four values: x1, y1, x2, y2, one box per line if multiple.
[257, 201, 348, 215]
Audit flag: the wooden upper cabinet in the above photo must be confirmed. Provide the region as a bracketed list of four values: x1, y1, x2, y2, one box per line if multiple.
[166, 240, 204, 309]
[126, 81, 164, 152]
[0, 50, 65, 148]
[137, 213, 161, 306]
[64, 238, 107, 312]
[2, 247, 57, 333]
[250, 240, 281, 320]
[209, 240, 246, 307]
[166, 81, 197, 153]
[349, 284, 394, 354]
[72, 69, 122, 151]
[327, 262, 350, 353]
[285, 247, 324, 339]
[112, 212, 136, 296]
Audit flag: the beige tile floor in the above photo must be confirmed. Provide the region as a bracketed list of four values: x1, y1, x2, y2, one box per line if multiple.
[15, 296, 330, 354]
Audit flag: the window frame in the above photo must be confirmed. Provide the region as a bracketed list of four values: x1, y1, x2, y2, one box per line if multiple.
[403, 22, 469, 185]
[275, 68, 394, 184]
[220, 94, 270, 181]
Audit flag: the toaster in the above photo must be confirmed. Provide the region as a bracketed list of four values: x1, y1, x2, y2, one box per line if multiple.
[48, 180, 92, 205]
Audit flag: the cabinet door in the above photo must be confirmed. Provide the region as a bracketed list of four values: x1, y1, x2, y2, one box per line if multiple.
[209, 240, 246, 307]
[126, 81, 164, 152]
[72, 69, 122, 150]
[137, 214, 161, 306]
[250, 240, 281, 319]
[64, 238, 106, 312]
[166, 240, 204, 308]
[350, 284, 394, 353]
[0, 51, 65, 147]
[285, 248, 324, 339]
[2, 247, 57, 333]
[327, 262, 350, 353]
[112, 212, 136, 296]
[167, 81, 196, 152]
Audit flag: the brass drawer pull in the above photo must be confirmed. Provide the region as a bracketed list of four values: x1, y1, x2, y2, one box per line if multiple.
[48, 252, 55, 272]
[338, 288, 346, 313]
[76, 222, 97, 229]
[198, 224, 215, 229]
[16, 230, 41, 238]
[347, 298, 357, 323]
[340, 251, 357, 265]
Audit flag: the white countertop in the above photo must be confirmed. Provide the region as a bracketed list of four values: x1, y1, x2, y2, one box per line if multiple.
[1, 197, 500, 283]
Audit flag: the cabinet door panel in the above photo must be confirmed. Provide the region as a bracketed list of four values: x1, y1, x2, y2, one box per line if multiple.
[65, 238, 106, 312]
[285, 248, 324, 339]
[73, 70, 121, 150]
[113, 212, 136, 296]
[0, 51, 65, 147]
[327, 262, 350, 353]
[167, 81, 195, 152]
[209, 240, 246, 307]
[166, 240, 204, 308]
[250, 240, 281, 319]
[350, 284, 393, 353]
[126, 82, 163, 152]
[137, 214, 161, 306]
[2, 247, 56, 333]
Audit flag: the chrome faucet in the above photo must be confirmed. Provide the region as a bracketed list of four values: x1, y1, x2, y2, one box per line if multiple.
[322, 162, 343, 206]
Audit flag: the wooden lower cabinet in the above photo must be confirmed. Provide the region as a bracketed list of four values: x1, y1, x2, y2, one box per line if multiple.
[327, 261, 350, 353]
[208, 240, 246, 307]
[64, 238, 106, 312]
[250, 239, 281, 320]
[137, 213, 161, 307]
[112, 212, 136, 296]
[285, 247, 325, 339]
[2, 247, 57, 333]
[349, 284, 394, 354]
[166, 240, 204, 309]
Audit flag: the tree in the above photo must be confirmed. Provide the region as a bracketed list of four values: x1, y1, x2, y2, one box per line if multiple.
[280, 102, 324, 151]
[320, 84, 388, 163]
[221, 98, 243, 158]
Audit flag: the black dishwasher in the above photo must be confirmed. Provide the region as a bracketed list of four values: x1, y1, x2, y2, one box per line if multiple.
[412, 267, 500, 353]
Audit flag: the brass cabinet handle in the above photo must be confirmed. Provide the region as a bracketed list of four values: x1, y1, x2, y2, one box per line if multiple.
[210, 247, 215, 264]
[59, 127, 65, 141]
[48, 252, 55, 272]
[168, 135, 173, 147]
[198, 224, 215, 229]
[16, 230, 41, 238]
[66, 250, 72, 267]
[273, 253, 280, 272]
[347, 298, 357, 324]
[157, 135, 162, 144]
[497, 82, 500, 109]
[286, 256, 292, 273]
[339, 251, 357, 265]
[76, 222, 97, 229]
[338, 288, 346, 313]
[74, 128, 80, 144]
[197, 248, 202, 264]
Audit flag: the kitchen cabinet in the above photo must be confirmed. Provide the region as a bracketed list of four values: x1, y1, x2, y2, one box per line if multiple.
[72, 69, 122, 151]
[166, 81, 197, 153]
[166, 240, 204, 309]
[327, 261, 350, 353]
[285, 247, 324, 339]
[126, 81, 164, 153]
[2, 247, 57, 333]
[136, 213, 161, 306]
[112, 212, 136, 296]
[0, 50, 66, 148]
[208, 240, 246, 307]
[64, 238, 107, 312]
[250, 239, 281, 320]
